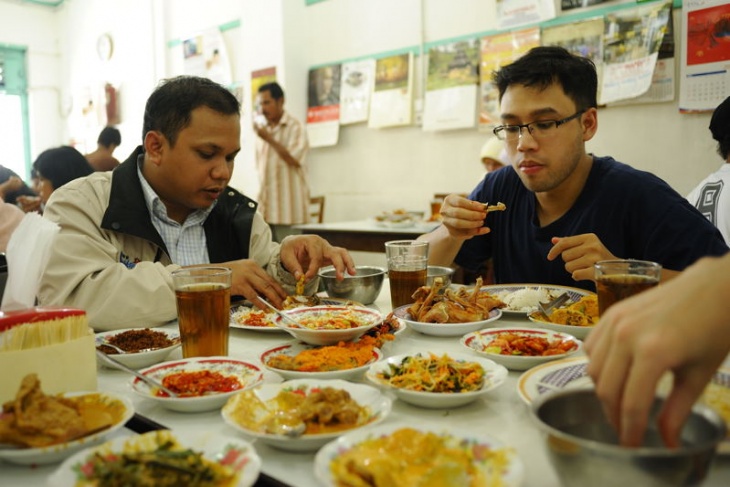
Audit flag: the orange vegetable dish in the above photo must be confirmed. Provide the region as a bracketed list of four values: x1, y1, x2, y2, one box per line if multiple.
[267, 335, 391, 372]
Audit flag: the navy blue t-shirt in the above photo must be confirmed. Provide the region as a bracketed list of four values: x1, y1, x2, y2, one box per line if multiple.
[455, 156, 729, 291]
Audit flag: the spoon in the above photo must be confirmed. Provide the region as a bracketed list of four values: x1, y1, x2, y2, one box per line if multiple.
[256, 296, 306, 331]
[538, 292, 570, 317]
[95, 349, 179, 398]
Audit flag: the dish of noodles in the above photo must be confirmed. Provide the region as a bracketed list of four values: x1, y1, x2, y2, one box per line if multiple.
[366, 352, 507, 409]
[275, 306, 383, 346]
[260, 340, 383, 381]
[528, 294, 599, 339]
[47, 429, 261, 487]
[314, 423, 524, 487]
[229, 298, 362, 332]
[221, 379, 392, 452]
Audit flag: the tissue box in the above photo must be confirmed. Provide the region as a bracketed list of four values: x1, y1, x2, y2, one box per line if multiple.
[0, 330, 97, 403]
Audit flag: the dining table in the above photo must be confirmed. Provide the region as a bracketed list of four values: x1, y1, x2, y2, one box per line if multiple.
[293, 219, 440, 253]
[4, 279, 730, 487]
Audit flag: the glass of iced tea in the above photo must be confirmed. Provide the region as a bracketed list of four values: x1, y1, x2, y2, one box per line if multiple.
[171, 266, 232, 358]
[385, 240, 429, 309]
[594, 259, 661, 315]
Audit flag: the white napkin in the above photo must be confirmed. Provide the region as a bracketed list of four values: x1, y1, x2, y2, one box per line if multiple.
[1, 213, 60, 310]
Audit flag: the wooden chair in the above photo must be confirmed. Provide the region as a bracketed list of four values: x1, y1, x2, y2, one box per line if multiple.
[309, 195, 325, 223]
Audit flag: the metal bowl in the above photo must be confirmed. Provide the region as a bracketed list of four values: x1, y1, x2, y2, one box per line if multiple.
[531, 388, 726, 487]
[318, 266, 385, 305]
[426, 265, 455, 288]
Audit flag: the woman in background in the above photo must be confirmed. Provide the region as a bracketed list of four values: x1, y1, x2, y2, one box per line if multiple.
[33, 146, 93, 209]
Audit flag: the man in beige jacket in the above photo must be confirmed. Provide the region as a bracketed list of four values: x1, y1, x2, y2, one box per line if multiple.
[39, 76, 354, 330]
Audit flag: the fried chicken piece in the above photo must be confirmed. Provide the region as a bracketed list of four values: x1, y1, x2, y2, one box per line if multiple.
[0, 374, 85, 448]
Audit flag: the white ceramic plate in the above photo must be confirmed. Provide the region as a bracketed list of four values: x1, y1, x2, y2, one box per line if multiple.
[366, 351, 507, 409]
[392, 304, 501, 337]
[95, 328, 181, 369]
[276, 305, 382, 346]
[481, 284, 594, 315]
[517, 356, 593, 405]
[260, 341, 382, 381]
[314, 422, 524, 487]
[0, 391, 134, 466]
[229, 298, 359, 332]
[461, 326, 582, 371]
[222, 379, 392, 452]
[131, 357, 264, 413]
[47, 429, 261, 487]
[527, 313, 595, 340]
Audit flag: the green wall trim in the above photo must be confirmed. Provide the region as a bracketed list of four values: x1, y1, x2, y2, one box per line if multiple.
[314, 0, 678, 68]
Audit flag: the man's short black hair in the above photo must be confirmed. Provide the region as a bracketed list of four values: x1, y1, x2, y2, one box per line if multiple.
[494, 46, 598, 111]
[97, 126, 121, 147]
[709, 96, 730, 160]
[258, 82, 285, 101]
[143, 76, 241, 146]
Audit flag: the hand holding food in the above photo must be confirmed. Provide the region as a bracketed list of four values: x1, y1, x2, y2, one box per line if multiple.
[440, 195, 506, 240]
[585, 255, 730, 447]
[280, 234, 356, 282]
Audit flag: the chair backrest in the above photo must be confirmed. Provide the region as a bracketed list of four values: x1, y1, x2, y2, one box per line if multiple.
[309, 196, 325, 223]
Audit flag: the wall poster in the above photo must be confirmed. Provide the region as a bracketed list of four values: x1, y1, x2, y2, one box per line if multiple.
[369, 53, 414, 129]
[422, 39, 480, 131]
[306, 64, 341, 147]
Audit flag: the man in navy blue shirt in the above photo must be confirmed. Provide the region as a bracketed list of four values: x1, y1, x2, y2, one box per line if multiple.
[420, 47, 727, 291]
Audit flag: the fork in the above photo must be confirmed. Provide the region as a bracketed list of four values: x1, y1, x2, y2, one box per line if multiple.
[537, 292, 570, 317]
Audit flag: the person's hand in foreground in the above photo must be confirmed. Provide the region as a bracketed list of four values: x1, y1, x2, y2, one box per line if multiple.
[224, 259, 289, 309]
[438, 194, 494, 240]
[584, 255, 730, 447]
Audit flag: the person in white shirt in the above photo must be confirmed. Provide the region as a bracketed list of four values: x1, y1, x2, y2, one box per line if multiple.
[254, 82, 310, 243]
[687, 96, 730, 243]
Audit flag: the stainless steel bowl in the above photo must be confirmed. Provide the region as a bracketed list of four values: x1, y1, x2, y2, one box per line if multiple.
[318, 266, 385, 305]
[531, 388, 726, 487]
[426, 266, 455, 288]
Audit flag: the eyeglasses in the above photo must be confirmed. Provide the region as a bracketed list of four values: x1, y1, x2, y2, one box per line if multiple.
[492, 110, 585, 142]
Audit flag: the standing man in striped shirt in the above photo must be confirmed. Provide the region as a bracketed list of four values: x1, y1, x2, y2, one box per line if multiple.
[255, 82, 310, 242]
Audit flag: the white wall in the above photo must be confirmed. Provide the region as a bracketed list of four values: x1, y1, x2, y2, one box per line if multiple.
[0, 0, 719, 222]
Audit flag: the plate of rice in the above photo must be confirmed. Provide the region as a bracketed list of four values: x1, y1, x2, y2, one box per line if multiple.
[480, 284, 594, 315]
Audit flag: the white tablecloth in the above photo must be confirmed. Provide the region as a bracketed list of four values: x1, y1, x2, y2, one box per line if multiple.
[3, 280, 730, 486]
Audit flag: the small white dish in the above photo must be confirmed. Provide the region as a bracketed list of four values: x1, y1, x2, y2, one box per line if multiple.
[276, 305, 382, 346]
[314, 422, 524, 487]
[480, 284, 594, 315]
[516, 356, 594, 404]
[461, 326, 582, 371]
[47, 429, 261, 487]
[0, 391, 134, 466]
[131, 356, 264, 412]
[221, 378, 392, 452]
[260, 341, 382, 381]
[366, 351, 507, 409]
[527, 313, 595, 340]
[95, 328, 181, 369]
[392, 304, 501, 337]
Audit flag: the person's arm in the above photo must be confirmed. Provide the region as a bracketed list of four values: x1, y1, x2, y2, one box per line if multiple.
[417, 194, 491, 266]
[38, 183, 179, 330]
[255, 120, 308, 169]
[584, 254, 730, 447]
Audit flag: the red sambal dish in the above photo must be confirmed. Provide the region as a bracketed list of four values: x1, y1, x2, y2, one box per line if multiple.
[157, 370, 243, 397]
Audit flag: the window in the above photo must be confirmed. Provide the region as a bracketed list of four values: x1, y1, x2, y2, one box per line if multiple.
[0, 46, 31, 180]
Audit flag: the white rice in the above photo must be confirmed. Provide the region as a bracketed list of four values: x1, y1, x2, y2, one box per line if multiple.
[494, 287, 557, 312]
